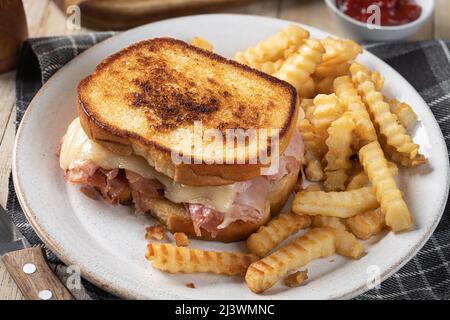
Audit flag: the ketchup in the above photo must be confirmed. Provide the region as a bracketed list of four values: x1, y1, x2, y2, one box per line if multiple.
[336, 0, 422, 26]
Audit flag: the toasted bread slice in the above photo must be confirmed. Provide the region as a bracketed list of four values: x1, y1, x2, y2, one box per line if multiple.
[78, 37, 298, 186]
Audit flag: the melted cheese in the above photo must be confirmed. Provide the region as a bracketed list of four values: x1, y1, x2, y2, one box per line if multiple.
[60, 118, 236, 212]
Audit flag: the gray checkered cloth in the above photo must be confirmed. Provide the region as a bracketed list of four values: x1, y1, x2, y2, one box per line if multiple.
[6, 34, 450, 300]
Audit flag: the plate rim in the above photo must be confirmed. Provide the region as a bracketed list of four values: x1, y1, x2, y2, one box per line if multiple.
[12, 13, 450, 300]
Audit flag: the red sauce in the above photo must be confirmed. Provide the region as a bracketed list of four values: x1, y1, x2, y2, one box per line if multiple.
[336, 0, 422, 26]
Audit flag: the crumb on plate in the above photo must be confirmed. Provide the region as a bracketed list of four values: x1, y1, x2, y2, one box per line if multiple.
[173, 232, 189, 247]
[145, 224, 166, 241]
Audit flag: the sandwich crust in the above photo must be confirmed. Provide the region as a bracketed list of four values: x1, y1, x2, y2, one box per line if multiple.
[78, 37, 298, 186]
[268, 167, 300, 214]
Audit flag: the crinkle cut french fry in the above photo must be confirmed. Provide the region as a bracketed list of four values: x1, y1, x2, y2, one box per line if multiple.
[312, 94, 345, 130]
[314, 61, 350, 80]
[191, 36, 213, 51]
[298, 76, 316, 98]
[320, 37, 362, 66]
[301, 99, 315, 120]
[246, 212, 311, 257]
[314, 76, 334, 95]
[378, 130, 427, 167]
[333, 228, 364, 259]
[305, 158, 325, 181]
[298, 115, 326, 181]
[299, 138, 326, 182]
[388, 147, 427, 167]
[333, 75, 377, 144]
[244, 59, 285, 75]
[312, 215, 346, 231]
[389, 98, 418, 129]
[312, 216, 364, 259]
[313, 62, 351, 95]
[314, 217, 364, 258]
[274, 38, 324, 92]
[300, 94, 344, 160]
[259, 59, 284, 75]
[282, 44, 300, 59]
[234, 51, 249, 65]
[236, 24, 309, 65]
[324, 112, 355, 191]
[245, 227, 336, 293]
[371, 71, 384, 91]
[387, 161, 399, 176]
[333, 75, 361, 105]
[292, 186, 379, 218]
[146, 243, 257, 276]
[345, 209, 385, 240]
[351, 63, 419, 159]
[359, 141, 413, 232]
[298, 117, 327, 158]
[235, 53, 284, 75]
[346, 163, 398, 190]
[346, 170, 370, 190]
[310, 94, 345, 159]
[324, 170, 348, 192]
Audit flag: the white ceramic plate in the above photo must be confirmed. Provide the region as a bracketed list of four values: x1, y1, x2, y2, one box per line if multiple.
[13, 14, 449, 300]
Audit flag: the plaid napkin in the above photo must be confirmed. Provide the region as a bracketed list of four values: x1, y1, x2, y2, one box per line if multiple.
[6, 34, 450, 300]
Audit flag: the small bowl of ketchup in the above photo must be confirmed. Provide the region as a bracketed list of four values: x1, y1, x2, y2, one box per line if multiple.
[324, 0, 435, 42]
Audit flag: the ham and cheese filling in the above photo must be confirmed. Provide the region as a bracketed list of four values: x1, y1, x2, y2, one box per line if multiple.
[60, 118, 304, 237]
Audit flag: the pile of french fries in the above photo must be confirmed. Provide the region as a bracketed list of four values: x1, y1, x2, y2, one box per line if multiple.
[145, 27, 426, 294]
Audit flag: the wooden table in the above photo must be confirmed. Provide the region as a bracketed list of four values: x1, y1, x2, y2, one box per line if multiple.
[1, 0, 449, 300]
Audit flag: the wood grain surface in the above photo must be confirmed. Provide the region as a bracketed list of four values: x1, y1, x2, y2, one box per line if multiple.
[63, 0, 261, 29]
[0, 0, 448, 300]
[2, 247, 73, 300]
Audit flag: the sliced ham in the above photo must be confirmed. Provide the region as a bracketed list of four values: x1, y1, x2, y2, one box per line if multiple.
[64, 160, 99, 184]
[188, 204, 224, 238]
[64, 161, 158, 206]
[79, 186, 99, 200]
[64, 130, 304, 238]
[126, 171, 164, 198]
[218, 176, 269, 228]
[126, 170, 164, 214]
[105, 168, 119, 180]
[187, 176, 270, 237]
[101, 171, 130, 204]
[187, 131, 304, 237]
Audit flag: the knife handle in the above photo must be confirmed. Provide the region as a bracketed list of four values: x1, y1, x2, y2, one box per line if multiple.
[2, 247, 73, 300]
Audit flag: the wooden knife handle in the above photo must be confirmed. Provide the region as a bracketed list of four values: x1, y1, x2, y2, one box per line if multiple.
[2, 247, 73, 300]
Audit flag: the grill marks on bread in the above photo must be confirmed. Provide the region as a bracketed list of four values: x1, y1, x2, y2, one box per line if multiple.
[77, 38, 297, 183]
[130, 73, 220, 131]
[106, 40, 276, 132]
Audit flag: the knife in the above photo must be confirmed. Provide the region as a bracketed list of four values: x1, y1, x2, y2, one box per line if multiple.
[0, 205, 73, 300]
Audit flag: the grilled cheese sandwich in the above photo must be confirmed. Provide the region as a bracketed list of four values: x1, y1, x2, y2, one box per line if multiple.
[60, 37, 304, 242]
